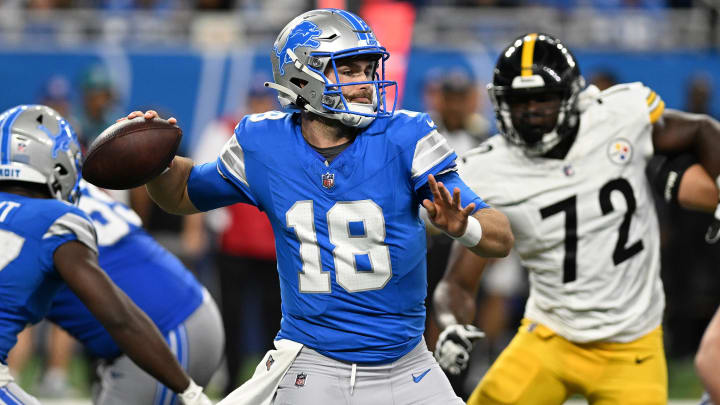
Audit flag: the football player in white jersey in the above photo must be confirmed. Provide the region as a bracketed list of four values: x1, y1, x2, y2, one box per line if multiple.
[432, 33, 720, 404]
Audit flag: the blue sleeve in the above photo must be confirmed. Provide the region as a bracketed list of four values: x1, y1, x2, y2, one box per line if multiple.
[397, 110, 459, 192]
[187, 162, 255, 212]
[416, 170, 489, 215]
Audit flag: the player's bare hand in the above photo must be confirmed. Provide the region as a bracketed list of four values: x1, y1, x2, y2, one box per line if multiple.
[117, 110, 177, 125]
[422, 174, 476, 238]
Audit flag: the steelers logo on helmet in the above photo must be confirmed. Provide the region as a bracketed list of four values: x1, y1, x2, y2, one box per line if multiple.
[488, 33, 585, 156]
[267, 9, 398, 128]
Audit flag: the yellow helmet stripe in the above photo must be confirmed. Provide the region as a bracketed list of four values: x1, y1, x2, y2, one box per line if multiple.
[521, 33, 539, 77]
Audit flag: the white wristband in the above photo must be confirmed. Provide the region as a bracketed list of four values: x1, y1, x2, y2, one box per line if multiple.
[179, 379, 203, 402]
[453, 216, 483, 247]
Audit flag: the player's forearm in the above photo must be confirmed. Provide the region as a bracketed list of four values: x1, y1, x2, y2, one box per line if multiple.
[694, 116, 720, 180]
[677, 164, 719, 213]
[146, 156, 199, 215]
[467, 208, 513, 257]
[433, 279, 477, 331]
[101, 289, 191, 394]
[696, 306, 720, 403]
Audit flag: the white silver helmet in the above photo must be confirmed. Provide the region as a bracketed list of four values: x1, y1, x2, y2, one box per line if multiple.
[0, 105, 82, 203]
[268, 8, 397, 128]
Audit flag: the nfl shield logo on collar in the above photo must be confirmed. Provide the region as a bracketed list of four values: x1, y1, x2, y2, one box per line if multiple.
[322, 172, 335, 189]
[265, 354, 274, 371]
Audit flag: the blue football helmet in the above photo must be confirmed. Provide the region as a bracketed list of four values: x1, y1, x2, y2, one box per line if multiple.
[268, 8, 397, 128]
[0, 105, 82, 203]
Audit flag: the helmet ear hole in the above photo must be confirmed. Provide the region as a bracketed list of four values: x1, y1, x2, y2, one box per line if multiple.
[290, 78, 308, 89]
[54, 164, 69, 176]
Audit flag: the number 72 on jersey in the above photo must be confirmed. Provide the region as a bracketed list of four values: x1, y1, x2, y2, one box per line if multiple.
[539, 178, 644, 283]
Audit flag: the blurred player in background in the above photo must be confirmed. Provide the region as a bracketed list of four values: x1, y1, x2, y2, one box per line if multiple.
[129, 8, 513, 404]
[428, 70, 490, 154]
[45, 180, 224, 405]
[77, 65, 119, 147]
[0, 104, 212, 405]
[433, 33, 720, 404]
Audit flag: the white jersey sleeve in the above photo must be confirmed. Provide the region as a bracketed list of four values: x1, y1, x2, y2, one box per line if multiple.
[459, 83, 665, 343]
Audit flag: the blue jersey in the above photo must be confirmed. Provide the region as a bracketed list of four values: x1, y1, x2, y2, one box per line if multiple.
[0, 192, 97, 363]
[188, 110, 488, 364]
[45, 182, 204, 359]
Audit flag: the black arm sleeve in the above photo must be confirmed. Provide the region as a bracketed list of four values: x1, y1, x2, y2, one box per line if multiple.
[646, 153, 697, 205]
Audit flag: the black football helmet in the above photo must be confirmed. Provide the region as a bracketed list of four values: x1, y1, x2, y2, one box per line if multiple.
[488, 33, 585, 156]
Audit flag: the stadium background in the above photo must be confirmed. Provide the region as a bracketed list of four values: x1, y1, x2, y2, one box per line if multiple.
[1, 0, 719, 403]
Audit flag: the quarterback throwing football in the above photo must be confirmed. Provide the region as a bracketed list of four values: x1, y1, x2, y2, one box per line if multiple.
[126, 8, 513, 405]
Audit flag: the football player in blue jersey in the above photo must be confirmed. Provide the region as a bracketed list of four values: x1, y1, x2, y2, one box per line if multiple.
[45, 179, 224, 405]
[122, 8, 513, 405]
[0, 105, 212, 405]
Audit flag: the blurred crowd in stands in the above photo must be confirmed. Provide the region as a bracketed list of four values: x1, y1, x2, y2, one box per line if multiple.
[2, 0, 710, 10]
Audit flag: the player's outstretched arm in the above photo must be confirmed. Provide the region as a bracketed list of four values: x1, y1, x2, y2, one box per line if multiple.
[432, 240, 489, 374]
[653, 109, 720, 181]
[696, 305, 720, 404]
[422, 174, 513, 258]
[54, 241, 211, 404]
[648, 154, 720, 243]
[123, 110, 200, 215]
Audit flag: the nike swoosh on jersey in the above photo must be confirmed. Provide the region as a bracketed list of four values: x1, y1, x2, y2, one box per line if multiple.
[635, 355, 653, 364]
[412, 368, 431, 383]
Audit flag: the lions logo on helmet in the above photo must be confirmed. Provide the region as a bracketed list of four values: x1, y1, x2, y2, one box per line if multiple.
[0, 105, 82, 203]
[274, 21, 322, 76]
[267, 9, 397, 129]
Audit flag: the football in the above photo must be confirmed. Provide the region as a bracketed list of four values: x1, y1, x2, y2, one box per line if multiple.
[82, 117, 182, 190]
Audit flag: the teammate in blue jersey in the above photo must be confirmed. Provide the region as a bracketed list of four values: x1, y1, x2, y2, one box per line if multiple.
[45, 180, 224, 405]
[0, 105, 212, 405]
[123, 9, 513, 405]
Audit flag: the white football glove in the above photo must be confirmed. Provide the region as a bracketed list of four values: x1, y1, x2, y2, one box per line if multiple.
[435, 324, 485, 375]
[178, 379, 213, 405]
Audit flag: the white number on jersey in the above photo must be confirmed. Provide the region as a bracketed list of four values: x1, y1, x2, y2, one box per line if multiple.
[0, 201, 20, 222]
[539, 177, 644, 283]
[79, 193, 142, 247]
[248, 111, 288, 122]
[0, 229, 24, 272]
[287, 200, 392, 293]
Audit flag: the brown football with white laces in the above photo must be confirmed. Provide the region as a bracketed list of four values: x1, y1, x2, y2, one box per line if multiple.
[82, 117, 182, 190]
